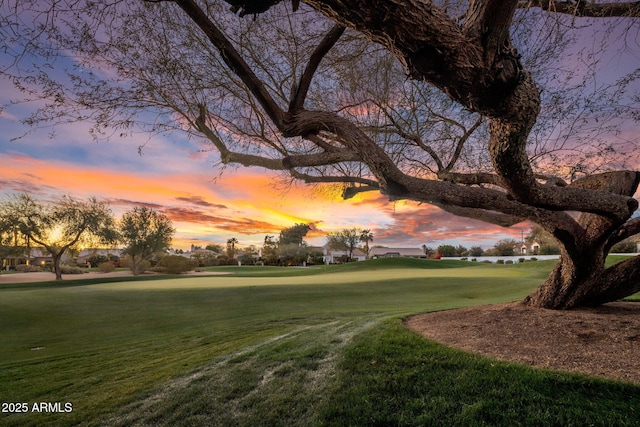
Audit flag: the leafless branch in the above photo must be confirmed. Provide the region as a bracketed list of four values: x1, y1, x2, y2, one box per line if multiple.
[517, 1, 640, 18]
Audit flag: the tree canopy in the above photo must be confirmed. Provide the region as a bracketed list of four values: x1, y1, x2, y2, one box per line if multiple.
[1, 0, 639, 308]
[120, 206, 175, 275]
[0, 194, 116, 279]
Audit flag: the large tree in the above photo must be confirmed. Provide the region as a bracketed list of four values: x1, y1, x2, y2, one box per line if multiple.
[120, 206, 175, 275]
[1, 1, 639, 308]
[326, 228, 362, 260]
[0, 194, 117, 280]
[279, 223, 311, 246]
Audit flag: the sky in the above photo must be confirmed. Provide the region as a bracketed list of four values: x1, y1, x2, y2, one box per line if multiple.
[0, 6, 638, 252]
[0, 114, 517, 251]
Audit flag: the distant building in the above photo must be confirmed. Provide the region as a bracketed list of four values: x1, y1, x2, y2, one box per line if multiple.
[2, 247, 72, 269]
[322, 246, 429, 263]
[76, 248, 123, 265]
[323, 247, 367, 263]
[370, 247, 428, 259]
[515, 241, 540, 255]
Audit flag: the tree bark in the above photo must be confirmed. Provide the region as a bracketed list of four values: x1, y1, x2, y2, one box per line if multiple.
[524, 171, 640, 309]
[52, 251, 63, 281]
[523, 246, 640, 309]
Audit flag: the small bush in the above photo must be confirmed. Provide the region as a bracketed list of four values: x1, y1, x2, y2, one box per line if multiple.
[206, 258, 220, 266]
[518, 258, 525, 263]
[15, 264, 43, 273]
[134, 260, 151, 275]
[155, 255, 196, 274]
[530, 257, 538, 262]
[60, 264, 86, 274]
[496, 259, 505, 264]
[98, 262, 116, 273]
[505, 260, 514, 264]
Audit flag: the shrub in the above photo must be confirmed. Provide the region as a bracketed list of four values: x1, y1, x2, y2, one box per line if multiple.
[87, 255, 108, 267]
[530, 257, 538, 261]
[98, 262, 116, 273]
[60, 264, 86, 274]
[15, 264, 43, 273]
[496, 259, 505, 264]
[518, 258, 526, 263]
[156, 255, 196, 274]
[135, 260, 151, 275]
[611, 241, 637, 253]
[505, 260, 514, 264]
[206, 258, 220, 266]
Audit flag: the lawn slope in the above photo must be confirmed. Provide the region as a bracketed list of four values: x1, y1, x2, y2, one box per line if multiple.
[1, 258, 638, 426]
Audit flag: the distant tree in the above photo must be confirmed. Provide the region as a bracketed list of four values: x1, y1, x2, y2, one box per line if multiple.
[279, 224, 310, 246]
[610, 240, 637, 253]
[359, 229, 374, 260]
[205, 243, 223, 253]
[326, 228, 361, 260]
[469, 246, 484, 257]
[226, 238, 239, 259]
[277, 243, 309, 266]
[237, 245, 258, 265]
[120, 206, 174, 275]
[494, 239, 518, 256]
[455, 245, 469, 257]
[437, 245, 457, 257]
[539, 244, 561, 255]
[0, 194, 116, 280]
[262, 235, 278, 264]
[0, 222, 25, 268]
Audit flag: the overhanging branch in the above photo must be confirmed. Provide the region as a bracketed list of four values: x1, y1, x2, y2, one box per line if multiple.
[517, 1, 640, 17]
[289, 24, 345, 112]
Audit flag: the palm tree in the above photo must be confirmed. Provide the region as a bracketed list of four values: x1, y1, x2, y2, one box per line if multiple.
[226, 237, 238, 258]
[359, 229, 373, 260]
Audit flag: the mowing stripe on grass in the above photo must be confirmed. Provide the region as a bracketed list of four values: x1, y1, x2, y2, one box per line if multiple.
[103, 318, 382, 427]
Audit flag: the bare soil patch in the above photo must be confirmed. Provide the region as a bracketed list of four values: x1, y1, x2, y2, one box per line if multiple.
[405, 301, 640, 384]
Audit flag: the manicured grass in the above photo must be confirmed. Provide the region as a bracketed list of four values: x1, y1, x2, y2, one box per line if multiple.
[0, 258, 638, 426]
[320, 319, 640, 427]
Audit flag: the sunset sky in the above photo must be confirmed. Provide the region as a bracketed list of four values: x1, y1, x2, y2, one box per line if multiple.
[0, 113, 515, 251]
[1, 6, 638, 252]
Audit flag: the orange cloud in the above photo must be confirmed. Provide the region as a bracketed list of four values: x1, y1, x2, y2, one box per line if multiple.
[0, 152, 528, 250]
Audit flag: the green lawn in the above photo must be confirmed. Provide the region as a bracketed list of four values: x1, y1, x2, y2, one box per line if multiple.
[1, 258, 638, 426]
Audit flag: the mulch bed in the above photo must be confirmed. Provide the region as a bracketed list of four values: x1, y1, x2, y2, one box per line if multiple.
[405, 301, 640, 383]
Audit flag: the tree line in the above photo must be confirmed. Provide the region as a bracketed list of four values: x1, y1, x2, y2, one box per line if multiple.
[0, 194, 174, 280]
[436, 225, 638, 258]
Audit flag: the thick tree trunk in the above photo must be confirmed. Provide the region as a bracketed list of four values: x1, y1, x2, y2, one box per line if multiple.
[523, 250, 640, 309]
[52, 252, 63, 281]
[524, 172, 640, 309]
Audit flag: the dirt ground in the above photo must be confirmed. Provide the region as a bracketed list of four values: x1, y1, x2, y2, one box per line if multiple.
[406, 301, 640, 384]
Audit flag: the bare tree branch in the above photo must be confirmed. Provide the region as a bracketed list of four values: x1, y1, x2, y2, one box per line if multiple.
[289, 24, 345, 112]
[174, 0, 285, 126]
[517, 1, 640, 18]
